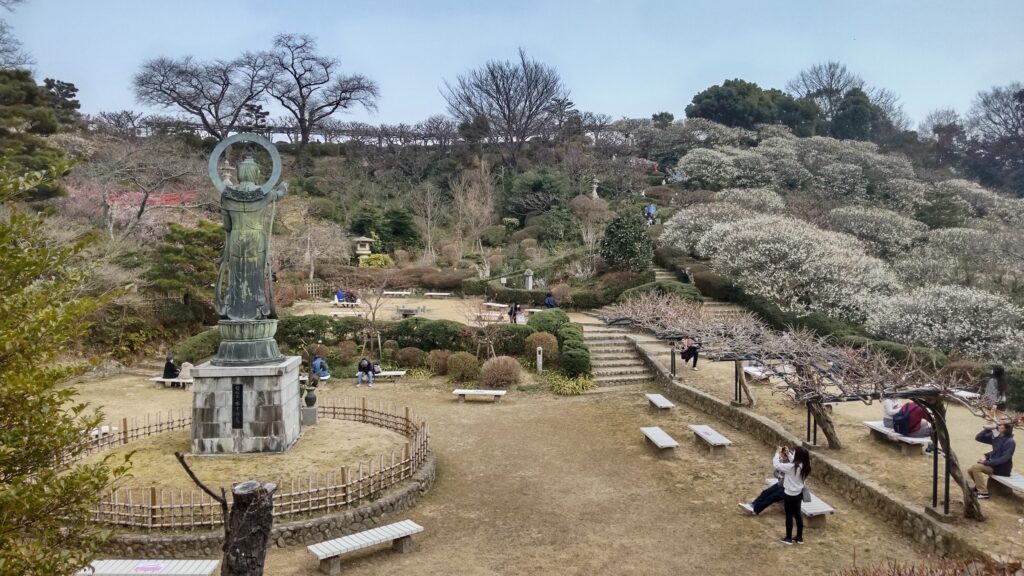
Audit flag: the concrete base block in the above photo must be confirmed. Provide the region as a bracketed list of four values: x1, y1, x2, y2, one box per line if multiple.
[301, 406, 318, 427]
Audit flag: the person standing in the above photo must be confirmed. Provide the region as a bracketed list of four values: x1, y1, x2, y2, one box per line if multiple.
[507, 302, 521, 324]
[774, 446, 811, 545]
[982, 365, 1008, 411]
[968, 422, 1016, 500]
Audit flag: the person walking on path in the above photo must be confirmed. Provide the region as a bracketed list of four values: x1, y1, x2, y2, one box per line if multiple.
[968, 422, 1015, 499]
[774, 446, 811, 545]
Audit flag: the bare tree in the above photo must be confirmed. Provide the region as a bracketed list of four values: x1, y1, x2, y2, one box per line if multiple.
[0, 19, 30, 68]
[301, 219, 349, 281]
[966, 82, 1024, 142]
[443, 48, 568, 164]
[867, 87, 910, 130]
[786, 61, 865, 121]
[570, 194, 611, 277]
[73, 136, 206, 239]
[450, 164, 495, 255]
[917, 108, 961, 139]
[133, 53, 273, 139]
[94, 110, 147, 138]
[418, 114, 458, 149]
[411, 182, 446, 263]
[266, 33, 379, 175]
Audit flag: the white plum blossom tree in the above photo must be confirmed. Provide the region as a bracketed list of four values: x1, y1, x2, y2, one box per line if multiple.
[676, 148, 735, 190]
[814, 162, 868, 201]
[660, 202, 753, 254]
[713, 187, 785, 212]
[829, 206, 927, 258]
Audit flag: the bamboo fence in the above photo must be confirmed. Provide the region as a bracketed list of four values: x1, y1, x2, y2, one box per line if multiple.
[88, 399, 430, 531]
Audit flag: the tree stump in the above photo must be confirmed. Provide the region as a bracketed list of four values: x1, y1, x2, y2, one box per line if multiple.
[223, 480, 278, 576]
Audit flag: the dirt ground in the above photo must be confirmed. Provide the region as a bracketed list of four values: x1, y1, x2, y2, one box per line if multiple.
[289, 296, 508, 325]
[614, 324, 1024, 561]
[62, 298, 1022, 573]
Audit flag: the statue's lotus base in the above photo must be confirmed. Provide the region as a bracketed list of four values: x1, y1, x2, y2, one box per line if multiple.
[212, 319, 285, 367]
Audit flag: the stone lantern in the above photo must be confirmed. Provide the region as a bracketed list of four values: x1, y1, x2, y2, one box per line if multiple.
[524, 269, 534, 290]
[353, 236, 374, 261]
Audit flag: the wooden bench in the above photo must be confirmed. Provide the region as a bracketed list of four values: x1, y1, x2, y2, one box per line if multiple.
[453, 389, 506, 402]
[764, 479, 834, 528]
[77, 559, 219, 575]
[149, 377, 193, 389]
[383, 290, 413, 297]
[989, 471, 1024, 498]
[863, 420, 931, 455]
[645, 393, 674, 412]
[641, 426, 679, 454]
[688, 424, 732, 455]
[423, 292, 451, 298]
[307, 519, 423, 575]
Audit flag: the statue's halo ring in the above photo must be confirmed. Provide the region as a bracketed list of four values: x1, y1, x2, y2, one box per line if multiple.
[208, 132, 282, 195]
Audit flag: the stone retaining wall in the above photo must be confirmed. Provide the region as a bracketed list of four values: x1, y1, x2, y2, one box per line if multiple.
[627, 336, 994, 561]
[103, 452, 436, 559]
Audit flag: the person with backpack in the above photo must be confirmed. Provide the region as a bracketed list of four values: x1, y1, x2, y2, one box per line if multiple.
[356, 357, 374, 387]
[969, 422, 1016, 500]
[893, 400, 932, 438]
[774, 445, 812, 545]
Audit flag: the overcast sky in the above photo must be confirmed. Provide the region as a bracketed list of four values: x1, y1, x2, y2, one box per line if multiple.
[9, 0, 1024, 128]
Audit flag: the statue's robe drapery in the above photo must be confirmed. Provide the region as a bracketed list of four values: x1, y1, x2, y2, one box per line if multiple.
[215, 187, 278, 321]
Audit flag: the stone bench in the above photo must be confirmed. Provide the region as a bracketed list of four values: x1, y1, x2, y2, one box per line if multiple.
[763, 479, 834, 528]
[688, 424, 732, 455]
[423, 292, 452, 298]
[307, 519, 423, 575]
[149, 377, 193, 389]
[88, 425, 120, 439]
[453, 389, 506, 402]
[863, 421, 931, 455]
[383, 291, 413, 297]
[331, 298, 360, 307]
[355, 370, 406, 382]
[641, 426, 679, 453]
[989, 471, 1024, 498]
[77, 559, 219, 575]
[645, 393, 674, 411]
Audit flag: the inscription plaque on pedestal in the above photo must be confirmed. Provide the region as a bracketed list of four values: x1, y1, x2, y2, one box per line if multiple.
[231, 383, 243, 429]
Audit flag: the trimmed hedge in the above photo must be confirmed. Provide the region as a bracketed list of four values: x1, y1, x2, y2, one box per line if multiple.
[447, 351, 479, 382]
[461, 278, 489, 296]
[170, 328, 221, 364]
[619, 280, 704, 303]
[276, 315, 366, 348]
[491, 323, 536, 356]
[382, 317, 469, 352]
[527, 309, 570, 335]
[561, 346, 591, 377]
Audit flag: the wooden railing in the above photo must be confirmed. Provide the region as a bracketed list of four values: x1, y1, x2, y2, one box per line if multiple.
[88, 399, 430, 531]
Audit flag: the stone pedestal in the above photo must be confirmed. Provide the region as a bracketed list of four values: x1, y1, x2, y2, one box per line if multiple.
[300, 406, 318, 427]
[191, 356, 301, 454]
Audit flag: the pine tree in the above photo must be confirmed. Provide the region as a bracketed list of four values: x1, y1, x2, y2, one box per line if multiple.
[599, 211, 653, 273]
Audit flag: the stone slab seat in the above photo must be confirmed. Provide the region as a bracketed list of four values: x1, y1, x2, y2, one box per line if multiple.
[641, 426, 678, 451]
[423, 292, 451, 297]
[77, 559, 219, 576]
[382, 290, 412, 297]
[308, 519, 424, 575]
[453, 389, 506, 402]
[688, 424, 732, 455]
[354, 370, 407, 381]
[148, 376, 193, 389]
[863, 421, 930, 455]
[764, 479, 834, 528]
[645, 393, 675, 411]
[989, 471, 1024, 497]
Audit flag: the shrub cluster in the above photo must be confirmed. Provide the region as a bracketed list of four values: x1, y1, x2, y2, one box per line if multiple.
[382, 317, 469, 352]
[427, 349, 450, 375]
[479, 356, 521, 388]
[491, 324, 536, 356]
[546, 373, 596, 396]
[525, 332, 559, 363]
[395, 347, 425, 368]
[526, 309, 570, 335]
[276, 315, 366, 348]
[447, 351, 480, 382]
[619, 280, 703, 303]
[557, 323, 591, 377]
[169, 328, 221, 364]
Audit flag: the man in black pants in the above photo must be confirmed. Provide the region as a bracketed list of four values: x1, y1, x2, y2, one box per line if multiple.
[680, 337, 701, 371]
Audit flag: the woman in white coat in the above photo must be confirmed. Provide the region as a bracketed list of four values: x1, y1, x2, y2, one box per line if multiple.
[773, 445, 812, 545]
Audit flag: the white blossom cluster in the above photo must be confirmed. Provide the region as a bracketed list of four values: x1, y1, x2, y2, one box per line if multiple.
[814, 163, 869, 201]
[713, 188, 785, 212]
[875, 178, 933, 214]
[661, 202, 754, 253]
[695, 216, 900, 321]
[828, 206, 927, 258]
[867, 285, 1024, 361]
[675, 148, 736, 190]
[936, 179, 1024, 224]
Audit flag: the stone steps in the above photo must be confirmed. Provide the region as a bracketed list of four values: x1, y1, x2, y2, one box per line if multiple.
[593, 374, 652, 386]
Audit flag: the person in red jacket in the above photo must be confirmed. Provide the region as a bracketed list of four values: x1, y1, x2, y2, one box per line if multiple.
[895, 401, 933, 438]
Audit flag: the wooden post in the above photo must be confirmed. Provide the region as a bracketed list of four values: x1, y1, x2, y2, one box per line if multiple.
[341, 467, 349, 506]
[222, 481, 277, 576]
[404, 406, 411, 436]
[121, 417, 129, 445]
[361, 397, 367, 423]
[149, 486, 157, 530]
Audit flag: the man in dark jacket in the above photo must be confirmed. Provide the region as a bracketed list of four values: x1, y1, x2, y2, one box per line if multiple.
[968, 423, 1016, 499]
[162, 356, 179, 379]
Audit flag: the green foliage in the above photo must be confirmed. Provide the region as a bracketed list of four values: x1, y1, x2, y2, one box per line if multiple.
[479, 355, 521, 388]
[0, 70, 68, 201]
[507, 168, 569, 215]
[395, 347, 426, 368]
[501, 217, 519, 233]
[865, 340, 948, 367]
[527, 309, 570, 335]
[914, 185, 968, 229]
[43, 78, 81, 128]
[383, 317, 469, 352]
[169, 328, 222, 363]
[561, 346, 592, 378]
[546, 372, 596, 395]
[567, 289, 604, 309]
[447, 351, 480, 382]
[535, 206, 581, 247]
[359, 253, 393, 268]
[652, 111, 674, 129]
[145, 220, 222, 298]
[0, 163, 129, 574]
[427, 349, 450, 375]
[619, 280, 704, 302]
[491, 323, 536, 356]
[479, 224, 507, 247]
[599, 212, 653, 273]
[525, 331, 559, 362]
[276, 315, 366, 348]
[462, 278, 489, 295]
[556, 323, 585, 349]
[830, 88, 891, 141]
[489, 287, 549, 306]
[685, 78, 819, 133]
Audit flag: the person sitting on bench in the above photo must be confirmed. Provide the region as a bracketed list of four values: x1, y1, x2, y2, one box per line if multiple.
[740, 446, 790, 515]
[882, 398, 902, 428]
[969, 422, 1016, 500]
[893, 400, 932, 438]
[335, 289, 346, 302]
[544, 292, 557, 308]
[162, 356, 179, 379]
[681, 337, 701, 371]
[356, 357, 374, 387]
[311, 355, 330, 385]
